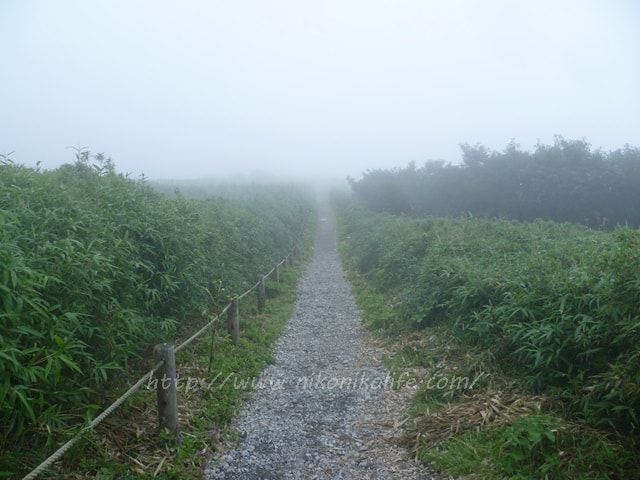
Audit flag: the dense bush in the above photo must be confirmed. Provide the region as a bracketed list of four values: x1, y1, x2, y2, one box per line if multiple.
[348, 137, 640, 228]
[0, 152, 311, 446]
[336, 198, 640, 434]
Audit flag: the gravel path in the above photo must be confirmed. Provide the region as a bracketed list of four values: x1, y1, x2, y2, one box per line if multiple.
[205, 195, 440, 479]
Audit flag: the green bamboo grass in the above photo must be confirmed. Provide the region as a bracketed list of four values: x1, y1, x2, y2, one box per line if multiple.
[0, 152, 311, 470]
[335, 194, 640, 478]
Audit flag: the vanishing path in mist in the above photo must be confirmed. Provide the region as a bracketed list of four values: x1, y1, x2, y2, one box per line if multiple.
[205, 193, 439, 479]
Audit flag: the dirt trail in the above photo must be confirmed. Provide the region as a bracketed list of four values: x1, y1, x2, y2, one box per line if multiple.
[206, 194, 440, 479]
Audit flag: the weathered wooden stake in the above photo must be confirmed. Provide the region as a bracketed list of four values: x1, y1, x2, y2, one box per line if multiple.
[257, 275, 266, 312]
[227, 299, 240, 344]
[153, 343, 179, 432]
[274, 263, 280, 283]
[207, 322, 216, 374]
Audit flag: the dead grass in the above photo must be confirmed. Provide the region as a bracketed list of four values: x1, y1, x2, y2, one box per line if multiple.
[407, 390, 551, 449]
[379, 325, 556, 456]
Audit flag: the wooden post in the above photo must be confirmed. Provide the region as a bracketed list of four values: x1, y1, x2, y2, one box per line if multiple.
[291, 245, 297, 264]
[257, 275, 266, 312]
[227, 299, 239, 344]
[274, 263, 280, 283]
[207, 321, 216, 374]
[153, 343, 179, 432]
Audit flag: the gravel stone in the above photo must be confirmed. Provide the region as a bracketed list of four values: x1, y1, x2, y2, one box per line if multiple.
[205, 198, 444, 479]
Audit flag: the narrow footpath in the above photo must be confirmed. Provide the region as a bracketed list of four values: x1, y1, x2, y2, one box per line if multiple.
[206, 196, 440, 479]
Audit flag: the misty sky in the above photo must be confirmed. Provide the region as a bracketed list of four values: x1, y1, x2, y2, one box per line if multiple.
[1, 1, 639, 180]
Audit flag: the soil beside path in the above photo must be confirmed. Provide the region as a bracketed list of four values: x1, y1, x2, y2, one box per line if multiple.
[205, 194, 441, 479]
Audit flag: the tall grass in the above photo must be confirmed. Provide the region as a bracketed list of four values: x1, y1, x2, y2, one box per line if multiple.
[336, 196, 640, 434]
[0, 152, 311, 453]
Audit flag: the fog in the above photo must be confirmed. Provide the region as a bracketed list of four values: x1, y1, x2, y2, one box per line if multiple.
[1, 0, 639, 181]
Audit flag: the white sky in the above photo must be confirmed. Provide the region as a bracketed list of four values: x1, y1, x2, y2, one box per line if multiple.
[1, 0, 639, 180]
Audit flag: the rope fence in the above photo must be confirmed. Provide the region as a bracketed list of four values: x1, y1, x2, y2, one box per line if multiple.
[174, 302, 231, 355]
[22, 361, 164, 480]
[22, 214, 309, 479]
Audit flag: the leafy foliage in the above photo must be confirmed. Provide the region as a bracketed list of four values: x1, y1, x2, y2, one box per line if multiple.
[348, 137, 640, 228]
[336, 197, 640, 436]
[0, 152, 311, 455]
[422, 415, 633, 479]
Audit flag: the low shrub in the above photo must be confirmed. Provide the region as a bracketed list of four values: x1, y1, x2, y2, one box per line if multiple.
[0, 152, 311, 453]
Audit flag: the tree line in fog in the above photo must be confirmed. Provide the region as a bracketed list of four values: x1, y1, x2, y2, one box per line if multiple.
[349, 136, 640, 228]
